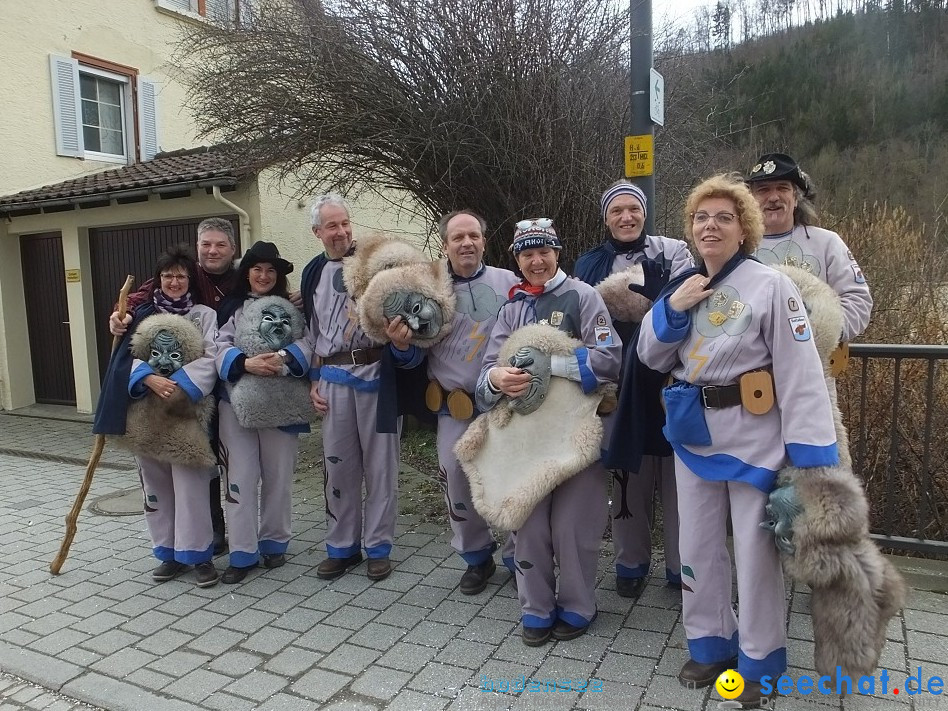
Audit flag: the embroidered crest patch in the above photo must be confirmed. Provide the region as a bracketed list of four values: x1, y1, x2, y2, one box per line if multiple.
[789, 316, 811, 341]
[594, 326, 613, 346]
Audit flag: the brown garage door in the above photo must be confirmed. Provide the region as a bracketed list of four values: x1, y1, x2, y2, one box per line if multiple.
[89, 217, 240, 377]
[20, 232, 77, 405]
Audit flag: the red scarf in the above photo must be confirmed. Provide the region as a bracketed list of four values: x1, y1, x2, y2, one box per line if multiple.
[508, 281, 545, 299]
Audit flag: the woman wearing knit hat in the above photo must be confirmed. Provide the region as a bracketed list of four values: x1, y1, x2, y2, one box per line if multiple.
[472, 218, 622, 646]
[576, 179, 695, 601]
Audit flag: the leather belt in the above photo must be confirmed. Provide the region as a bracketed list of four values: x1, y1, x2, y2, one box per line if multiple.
[699, 383, 743, 409]
[321, 347, 383, 367]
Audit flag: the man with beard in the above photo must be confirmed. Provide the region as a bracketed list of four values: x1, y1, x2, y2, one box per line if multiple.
[746, 153, 872, 341]
[386, 210, 518, 594]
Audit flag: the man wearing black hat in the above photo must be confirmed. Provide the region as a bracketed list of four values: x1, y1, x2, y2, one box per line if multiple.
[746, 153, 872, 341]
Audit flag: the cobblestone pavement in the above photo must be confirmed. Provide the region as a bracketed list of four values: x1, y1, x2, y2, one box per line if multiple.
[1, 412, 946, 711]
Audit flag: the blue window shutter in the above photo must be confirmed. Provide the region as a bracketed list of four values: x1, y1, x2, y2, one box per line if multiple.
[49, 54, 83, 158]
[138, 77, 159, 161]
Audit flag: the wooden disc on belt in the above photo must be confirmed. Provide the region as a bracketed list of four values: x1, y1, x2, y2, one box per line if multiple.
[829, 342, 849, 378]
[446, 389, 474, 420]
[425, 381, 444, 413]
[739, 370, 775, 415]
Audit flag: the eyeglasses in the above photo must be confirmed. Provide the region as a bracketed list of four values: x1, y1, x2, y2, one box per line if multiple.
[692, 211, 737, 226]
[160, 273, 189, 282]
[516, 218, 553, 230]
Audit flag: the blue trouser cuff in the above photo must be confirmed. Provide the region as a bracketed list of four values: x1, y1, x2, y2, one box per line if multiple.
[502, 555, 516, 575]
[557, 607, 597, 628]
[365, 542, 392, 559]
[522, 612, 556, 629]
[153, 546, 174, 562]
[739, 648, 787, 682]
[327, 542, 361, 558]
[688, 632, 740, 663]
[173, 544, 214, 565]
[616, 562, 650, 579]
[666, 567, 682, 585]
[230, 550, 260, 568]
[460, 543, 497, 566]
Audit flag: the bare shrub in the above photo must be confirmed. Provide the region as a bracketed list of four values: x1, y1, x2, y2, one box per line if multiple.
[835, 204, 948, 545]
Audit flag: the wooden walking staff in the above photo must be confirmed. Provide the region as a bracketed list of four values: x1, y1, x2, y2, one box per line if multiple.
[50, 275, 134, 575]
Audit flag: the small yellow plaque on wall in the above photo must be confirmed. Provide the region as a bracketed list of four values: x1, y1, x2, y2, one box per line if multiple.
[65, 269, 80, 283]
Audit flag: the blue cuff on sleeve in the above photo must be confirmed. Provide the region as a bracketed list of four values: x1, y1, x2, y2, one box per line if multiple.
[654, 296, 691, 343]
[219, 348, 243, 382]
[170, 369, 202, 402]
[129, 363, 155, 398]
[285, 343, 306, 377]
[389, 343, 424, 369]
[786, 442, 839, 468]
[575, 347, 597, 394]
[309, 367, 321, 381]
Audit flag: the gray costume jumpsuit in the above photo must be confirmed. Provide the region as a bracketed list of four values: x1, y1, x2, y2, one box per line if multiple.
[391, 263, 519, 566]
[475, 270, 622, 630]
[637, 256, 838, 682]
[306, 259, 401, 560]
[216, 301, 312, 569]
[596, 235, 693, 586]
[130, 305, 219, 565]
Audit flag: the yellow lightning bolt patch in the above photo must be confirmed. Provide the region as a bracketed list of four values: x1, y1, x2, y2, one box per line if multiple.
[466, 323, 487, 362]
[687, 336, 708, 380]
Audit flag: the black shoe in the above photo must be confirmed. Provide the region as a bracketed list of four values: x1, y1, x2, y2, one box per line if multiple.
[262, 553, 286, 569]
[521, 625, 552, 647]
[459, 559, 496, 595]
[616, 575, 647, 599]
[221, 564, 256, 584]
[194, 561, 220, 588]
[152, 560, 187, 582]
[366, 557, 393, 581]
[316, 552, 363, 580]
[678, 657, 739, 689]
[734, 681, 776, 709]
[551, 618, 591, 641]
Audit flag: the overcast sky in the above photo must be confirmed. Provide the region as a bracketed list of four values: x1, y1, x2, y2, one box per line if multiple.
[651, 0, 714, 31]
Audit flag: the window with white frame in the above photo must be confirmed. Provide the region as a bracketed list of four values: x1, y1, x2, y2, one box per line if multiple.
[154, 0, 246, 25]
[49, 55, 159, 164]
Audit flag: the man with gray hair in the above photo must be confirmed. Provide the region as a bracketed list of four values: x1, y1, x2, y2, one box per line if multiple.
[746, 152, 872, 341]
[107, 216, 239, 555]
[300, 193, 400, 582]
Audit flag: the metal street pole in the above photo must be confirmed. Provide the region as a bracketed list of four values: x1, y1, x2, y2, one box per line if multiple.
[628, 0, 655, 235]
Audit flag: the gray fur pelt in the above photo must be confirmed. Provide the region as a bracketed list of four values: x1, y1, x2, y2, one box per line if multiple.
[454, 324, 615, 530]
[594, 263, 651, 323]
[110, 314, 216, 468]
[227, 295, 317, 429]
[779, 465, 907, 677]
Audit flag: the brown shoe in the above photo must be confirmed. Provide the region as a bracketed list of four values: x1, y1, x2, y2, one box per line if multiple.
[733, 681, 776, 709]
[678, 657, 738, 689]
[366, 557, 392, 581]
[316, 552, 363, 580]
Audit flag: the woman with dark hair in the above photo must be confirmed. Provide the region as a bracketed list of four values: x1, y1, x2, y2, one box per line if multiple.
[636, 174, 838, 707]
[215, 242, 313, 584]
[93, 244, 221, 588]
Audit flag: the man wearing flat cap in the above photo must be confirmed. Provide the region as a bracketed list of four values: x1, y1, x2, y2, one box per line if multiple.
[746, 153, 872, 341]
[575, 180, 694, 601]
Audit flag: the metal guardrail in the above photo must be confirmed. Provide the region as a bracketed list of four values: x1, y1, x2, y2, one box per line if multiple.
[846, 343, 948, 556]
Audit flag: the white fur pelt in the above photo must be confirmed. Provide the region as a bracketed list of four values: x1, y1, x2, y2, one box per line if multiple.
[227, 295, 317, 429]
[594, 264, 651, 323]
[454, 324, 613, 530]
[111, 314, 216, 468]
[779, 465, 907, 677]
[358, 258, 456, 348]
[776, 264, 851, 468]
[342, 233, 429, 301]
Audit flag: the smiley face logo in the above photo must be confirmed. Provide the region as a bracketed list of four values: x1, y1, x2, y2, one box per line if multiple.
[715, 669, 745, 700]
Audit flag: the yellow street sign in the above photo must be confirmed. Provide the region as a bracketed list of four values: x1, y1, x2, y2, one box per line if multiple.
[625, 134, 653, 177]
